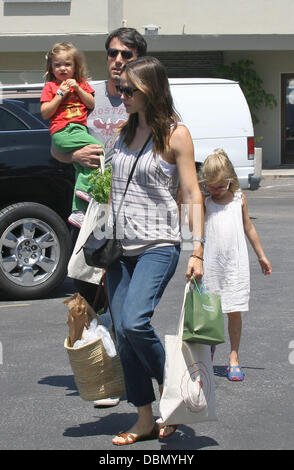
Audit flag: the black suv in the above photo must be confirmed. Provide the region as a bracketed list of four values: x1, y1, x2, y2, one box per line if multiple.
[0, 84, 75, 299]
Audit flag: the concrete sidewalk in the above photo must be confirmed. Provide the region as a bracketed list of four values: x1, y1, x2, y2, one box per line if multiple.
[262, 167, 294, 178]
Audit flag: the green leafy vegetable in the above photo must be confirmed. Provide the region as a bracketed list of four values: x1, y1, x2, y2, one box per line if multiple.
[89, 166, 112, 204]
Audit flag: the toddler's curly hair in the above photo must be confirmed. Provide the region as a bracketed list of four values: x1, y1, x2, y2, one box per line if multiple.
[44, 42, 89, 82]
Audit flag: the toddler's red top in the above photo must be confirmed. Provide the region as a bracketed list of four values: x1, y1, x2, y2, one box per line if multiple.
[41, 80, 95, 135]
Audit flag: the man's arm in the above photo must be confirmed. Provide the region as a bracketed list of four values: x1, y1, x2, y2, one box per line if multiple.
[51, 144, 103, 168]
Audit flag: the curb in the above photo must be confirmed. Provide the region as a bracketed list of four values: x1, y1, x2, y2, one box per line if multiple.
[262, 173, 294, 179]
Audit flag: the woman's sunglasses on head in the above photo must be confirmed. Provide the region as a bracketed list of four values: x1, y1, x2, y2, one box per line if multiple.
[107, 48, 134, 60]
[115, 85, 139, 98]
[205, 180, 231, 192]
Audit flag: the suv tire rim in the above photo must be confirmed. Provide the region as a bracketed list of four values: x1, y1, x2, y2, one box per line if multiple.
[0, 217, 60, 287]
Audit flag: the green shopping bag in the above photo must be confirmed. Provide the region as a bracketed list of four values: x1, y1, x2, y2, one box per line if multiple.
[182, 277, 225, 345]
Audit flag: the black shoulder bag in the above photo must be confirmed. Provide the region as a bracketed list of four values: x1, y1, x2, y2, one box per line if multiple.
[83, 134, 151, 269]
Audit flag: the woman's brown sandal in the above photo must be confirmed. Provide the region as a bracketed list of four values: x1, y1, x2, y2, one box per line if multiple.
[112, 424, 159, 446]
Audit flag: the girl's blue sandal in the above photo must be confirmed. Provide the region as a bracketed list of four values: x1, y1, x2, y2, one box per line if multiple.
[227, 365, 245, 381]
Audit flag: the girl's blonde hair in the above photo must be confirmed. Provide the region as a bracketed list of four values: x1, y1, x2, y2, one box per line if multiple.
[44, 42, 89, 82]
[199, 149, 240, 193]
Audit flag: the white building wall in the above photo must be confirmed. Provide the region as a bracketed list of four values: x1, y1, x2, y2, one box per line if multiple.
[123, 0, 294, 35]
[2, 0, 294, 37]
[0, 0, 108, 35]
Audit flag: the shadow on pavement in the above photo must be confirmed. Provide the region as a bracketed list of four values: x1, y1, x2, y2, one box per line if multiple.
[0, 276, 76, 302]
[213, 365, 228, 378]
[38, 374, 78, 396]
[39, 374, 219, 450]
[158, 423, 218, 450]
[47, 277, 76, 299]
[213, 365, 265, 378]
[63, 412, 219, 450]
[64, 413, 136, 438]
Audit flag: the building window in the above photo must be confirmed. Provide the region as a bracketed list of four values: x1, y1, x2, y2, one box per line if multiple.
[152, 51, 223, 79]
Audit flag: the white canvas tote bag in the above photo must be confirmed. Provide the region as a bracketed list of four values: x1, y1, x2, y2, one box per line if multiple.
[157, 282, 218, 426]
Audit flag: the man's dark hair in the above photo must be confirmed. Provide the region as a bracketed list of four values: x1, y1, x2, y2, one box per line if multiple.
[105, 27, 147, 57]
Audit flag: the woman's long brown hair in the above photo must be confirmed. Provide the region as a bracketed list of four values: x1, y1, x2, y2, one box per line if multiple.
[120, 56, 180, 155]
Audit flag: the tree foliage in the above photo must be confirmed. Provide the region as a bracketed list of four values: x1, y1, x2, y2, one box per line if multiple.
[216, 59, 277, 125]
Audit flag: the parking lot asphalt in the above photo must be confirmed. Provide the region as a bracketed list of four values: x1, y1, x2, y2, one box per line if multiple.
[0, 177, 293, 452]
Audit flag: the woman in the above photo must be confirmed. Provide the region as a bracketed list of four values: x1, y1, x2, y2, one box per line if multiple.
[106, 56, 204, 445]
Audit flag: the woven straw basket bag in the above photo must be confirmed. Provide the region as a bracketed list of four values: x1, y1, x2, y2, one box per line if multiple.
[64, 335, 125, 401]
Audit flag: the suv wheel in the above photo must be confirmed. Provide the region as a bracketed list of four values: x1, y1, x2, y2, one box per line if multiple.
[0, 202, 71, 299]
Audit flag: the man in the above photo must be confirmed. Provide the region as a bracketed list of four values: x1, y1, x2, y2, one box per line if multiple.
[52, 27, 147, 407]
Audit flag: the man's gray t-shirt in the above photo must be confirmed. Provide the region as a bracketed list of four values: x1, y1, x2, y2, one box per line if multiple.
[87, 81, 128, 164]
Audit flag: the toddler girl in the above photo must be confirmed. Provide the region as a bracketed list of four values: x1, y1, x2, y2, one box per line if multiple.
[200, 149, 272, 381]
[41, 42, 104, 228]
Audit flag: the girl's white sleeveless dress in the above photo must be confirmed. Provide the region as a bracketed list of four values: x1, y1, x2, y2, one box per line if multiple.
[203, 190, 250, 313]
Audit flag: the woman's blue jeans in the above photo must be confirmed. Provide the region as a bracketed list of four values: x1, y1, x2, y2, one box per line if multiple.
[106, 245, 180, 407]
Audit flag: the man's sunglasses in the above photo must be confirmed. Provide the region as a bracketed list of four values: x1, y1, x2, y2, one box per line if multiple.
[115, 85, 139, 98]
[107, 48, 134, 60]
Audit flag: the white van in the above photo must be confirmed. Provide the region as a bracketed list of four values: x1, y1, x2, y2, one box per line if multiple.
[2, 78, 256, 189]
[169, 78, 256, 189]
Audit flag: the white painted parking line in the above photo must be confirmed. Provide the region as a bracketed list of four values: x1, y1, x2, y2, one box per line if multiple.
[0, 304, 30, 308]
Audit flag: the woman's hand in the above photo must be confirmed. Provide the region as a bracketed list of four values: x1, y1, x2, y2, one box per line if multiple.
[186, 255, 204, 282]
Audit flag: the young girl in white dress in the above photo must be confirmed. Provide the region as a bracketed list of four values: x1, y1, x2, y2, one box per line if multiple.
[200, 149, 272, 381]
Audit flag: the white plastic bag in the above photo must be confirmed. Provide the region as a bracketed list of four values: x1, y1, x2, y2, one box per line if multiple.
[73, 318, 117, 358]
